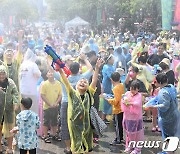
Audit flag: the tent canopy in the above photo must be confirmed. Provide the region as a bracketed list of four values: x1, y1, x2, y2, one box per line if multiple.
[65, 17, 90, 29]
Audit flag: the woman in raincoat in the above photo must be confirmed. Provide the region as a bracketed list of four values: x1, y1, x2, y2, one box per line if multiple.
[155, 73, 179, 139]
[0, 65, 19, 154]
[144, 73, 180, 154]
[3, 30, 24, 90]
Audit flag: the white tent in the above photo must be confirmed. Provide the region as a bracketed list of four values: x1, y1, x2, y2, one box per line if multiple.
[65, 17, 90, 30]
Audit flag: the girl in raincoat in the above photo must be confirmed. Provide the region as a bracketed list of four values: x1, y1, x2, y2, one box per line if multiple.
[0, 65, 19, 154]
[121, 80, 144, 154]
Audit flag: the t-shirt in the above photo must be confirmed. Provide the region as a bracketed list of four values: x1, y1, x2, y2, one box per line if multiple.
[40, 80, 62, 110]
[125, 79, 148, 93]
[108, 83, 125, 114]
[147, 54, 169, 66]
[20, 61, 41, 95]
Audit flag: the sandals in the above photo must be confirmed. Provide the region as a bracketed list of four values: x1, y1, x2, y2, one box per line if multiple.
[152, 127, 161, 132]
[130, 149, 141, 154]
[44, 136, 51, 143]
[152, 127, 156, 132]
[157, 127, 161, 132]
[6, 149, 14, 154]
[52, 135, 61, 141]
[124, 148, 133, 153]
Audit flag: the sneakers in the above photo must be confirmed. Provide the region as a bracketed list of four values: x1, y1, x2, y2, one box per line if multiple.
[110, 140, 121, 145]
[44, 136, 51, 143]
[103, 119, 110, 124]
[52, 135, 61, 141]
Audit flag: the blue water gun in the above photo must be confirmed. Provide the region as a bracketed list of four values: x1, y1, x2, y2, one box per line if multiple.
[44, 45, 71, 76]
[153, 64, 162, 75]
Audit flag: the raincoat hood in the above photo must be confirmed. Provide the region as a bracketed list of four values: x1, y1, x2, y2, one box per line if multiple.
[18, 110, 33, 121]
[121, 43, 129, 51]
[0, 65, 7, 76]
[24, 48, 36, 62]
[89, 38, 94, 44]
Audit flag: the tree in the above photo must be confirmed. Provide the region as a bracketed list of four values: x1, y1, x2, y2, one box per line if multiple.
[0, 0, 39, 25]
[45, 0, 161, 31]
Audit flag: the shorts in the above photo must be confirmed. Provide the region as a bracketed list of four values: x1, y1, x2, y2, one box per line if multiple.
[43, 107, 58, 127]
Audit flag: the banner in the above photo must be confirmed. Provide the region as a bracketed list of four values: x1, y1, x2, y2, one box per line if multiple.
[161, 0, 173, 30]
[97, 8, 102, 26]
[174, 0, 180, 23]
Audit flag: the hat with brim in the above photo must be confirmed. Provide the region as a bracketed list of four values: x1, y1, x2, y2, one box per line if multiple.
[99, 48, 106, 52]
[0, 65, 7, 75]
[159, 58, 170, 66]
[64, 55, 75, 61]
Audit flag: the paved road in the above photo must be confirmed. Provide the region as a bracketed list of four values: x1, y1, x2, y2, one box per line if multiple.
[13, 120, 180, 154]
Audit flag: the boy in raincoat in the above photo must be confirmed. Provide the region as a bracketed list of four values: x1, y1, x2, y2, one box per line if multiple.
[58, 59, 103, 153]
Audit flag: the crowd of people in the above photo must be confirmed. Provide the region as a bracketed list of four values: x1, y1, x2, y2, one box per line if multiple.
[0, 24, 180, 154]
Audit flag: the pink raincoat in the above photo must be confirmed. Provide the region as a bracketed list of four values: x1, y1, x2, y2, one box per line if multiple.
[121, 91, 144, 149]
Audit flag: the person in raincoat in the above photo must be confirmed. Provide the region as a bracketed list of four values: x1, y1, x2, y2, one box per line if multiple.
[144, 73, 180, 154]
[121, 80, 144, 154]
[3, 30, 24, 90]
[102, 54, 115, 123]
[88, 38, 99, 56]
[58, 59, 103, 153]
[0, 65, 19, 154]
[153, 73, 179, 139]
[19, 49, 41, 114]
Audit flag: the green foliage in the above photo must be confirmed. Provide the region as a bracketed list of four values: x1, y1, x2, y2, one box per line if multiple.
[0, 0, 39, 21]
[45, 0, 161, 29]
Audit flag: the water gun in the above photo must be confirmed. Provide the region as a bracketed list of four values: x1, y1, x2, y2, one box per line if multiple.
[153, 64, 162, 75]
[122, 95, 130, 105]
[44, 45, 71, 77]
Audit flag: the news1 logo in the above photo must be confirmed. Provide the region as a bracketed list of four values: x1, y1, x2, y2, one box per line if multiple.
[128, 137, 180, 152]
[162, 137, 179, 152]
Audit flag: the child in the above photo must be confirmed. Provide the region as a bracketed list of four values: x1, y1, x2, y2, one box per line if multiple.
[57, 59, 103, 153]
[106, 72, 125, 145]
[11, 98, 40, 154]
[40, 68, 62, 143]
[121, 80, 144, 154]
[149, 79, 160, 132]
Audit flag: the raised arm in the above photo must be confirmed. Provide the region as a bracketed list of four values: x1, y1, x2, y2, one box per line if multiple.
[131, 54, 139, 68]
[16, 30, 24, 64]
[79, 53, 93, 72]
[90, 59, 104, 90]
[58, 68, 71, 91]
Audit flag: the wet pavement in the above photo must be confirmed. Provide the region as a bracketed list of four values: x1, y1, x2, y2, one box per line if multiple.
[13, 120, 180, 154]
